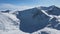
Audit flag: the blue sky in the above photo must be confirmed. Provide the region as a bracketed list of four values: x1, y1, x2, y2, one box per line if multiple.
[0, 0, 60, 6]
[0, 0, 60, 11]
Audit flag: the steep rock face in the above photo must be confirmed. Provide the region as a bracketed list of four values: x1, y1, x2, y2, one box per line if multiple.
[41, 31, 49, 34]
[16, 8, 50, 33]
[48, 17, 59, 28]
[46, 6, 60, 15]
[39, 5, 60, 30]
[40, 5, 60, 16]
[39, 6, 48, 10]
[48, 17, 60, 30]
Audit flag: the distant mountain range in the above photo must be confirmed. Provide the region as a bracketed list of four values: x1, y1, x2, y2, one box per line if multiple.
[0, 5, 60, 34]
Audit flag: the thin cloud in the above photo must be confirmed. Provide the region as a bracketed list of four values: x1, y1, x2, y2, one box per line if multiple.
[0, 4, 37, 11]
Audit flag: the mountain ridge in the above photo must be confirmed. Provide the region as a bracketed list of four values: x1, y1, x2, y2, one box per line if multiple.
[0, 5, 60, 34]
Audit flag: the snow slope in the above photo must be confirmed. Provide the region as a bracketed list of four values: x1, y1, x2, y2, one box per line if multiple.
[0, 13, 29, 34]
[0, 5, 60, 34]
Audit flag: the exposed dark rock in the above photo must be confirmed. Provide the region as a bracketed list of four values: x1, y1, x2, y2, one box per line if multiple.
[16, 8, 50, 33]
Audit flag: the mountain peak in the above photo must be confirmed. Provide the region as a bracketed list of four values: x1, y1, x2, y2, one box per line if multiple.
[46, 5, 60, 16]
[49, 5, 59, 9]
[50, 5, 56, 7]
[38, 5, 59, 10]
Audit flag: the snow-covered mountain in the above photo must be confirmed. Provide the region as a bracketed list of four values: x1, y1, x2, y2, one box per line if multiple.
[16, 8, 50, 33]
[39, 5, 60, 15]
[0, 5, 60, 34]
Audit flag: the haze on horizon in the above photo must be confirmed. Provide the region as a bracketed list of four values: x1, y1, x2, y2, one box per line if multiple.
[0, 0, 60, 11]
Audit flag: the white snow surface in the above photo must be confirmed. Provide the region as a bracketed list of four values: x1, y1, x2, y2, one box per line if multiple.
[0, 9, 60, 34]
[0, 13, 29, 34]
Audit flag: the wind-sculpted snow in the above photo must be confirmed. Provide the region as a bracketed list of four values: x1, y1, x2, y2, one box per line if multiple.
[0, 13, 30, 34]
[0, 13, 19, 31]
